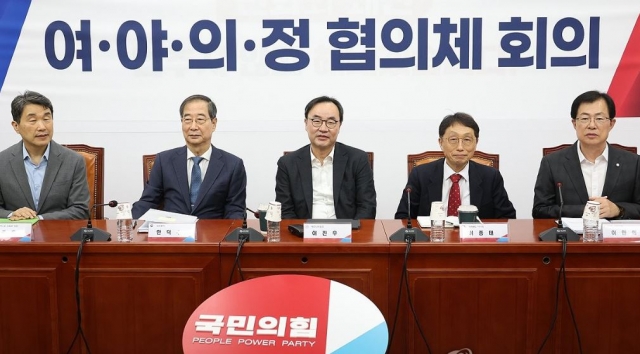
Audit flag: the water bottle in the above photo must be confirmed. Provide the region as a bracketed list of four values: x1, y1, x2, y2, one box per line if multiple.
[116, 202, 134, 242]
[430, 219, 445, 242]
[267, 220, 281, 242]
[117, 218, 133, 242]
[582, 201, 600, 242]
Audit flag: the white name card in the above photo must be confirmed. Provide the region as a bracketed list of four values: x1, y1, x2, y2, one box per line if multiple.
[459, 223, 509, 239]
[303, 222, 351, 242]
[0, 223, 33, 242]
[602, 223, 640, 238]
[148, 223, 196, 241]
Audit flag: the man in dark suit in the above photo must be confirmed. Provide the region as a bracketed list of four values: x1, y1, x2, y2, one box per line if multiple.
[395, 113, 516, 219]
[275, 96, 376, 219]
[533, 91, 640, 219]
[132, 94, 246, 219]
[0, 91, 89, 220]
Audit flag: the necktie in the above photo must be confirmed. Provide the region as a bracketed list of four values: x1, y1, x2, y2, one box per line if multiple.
[190, 156, 204, 208]
[447, 173, 462, 216]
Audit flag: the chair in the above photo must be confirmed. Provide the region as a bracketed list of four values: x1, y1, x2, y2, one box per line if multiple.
[542, 143, 637, 156]
[283, 151, 374, 176]
[142, 154, 157, 186]
[63, 144, 104, 219]
[407, 150, 499, 175]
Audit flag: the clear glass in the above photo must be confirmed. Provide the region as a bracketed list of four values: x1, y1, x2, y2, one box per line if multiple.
[267, 221, 280, 243]
[431, 219, 445, 242]
[582, 218, 599, 242]
[117, 218, 134, 242]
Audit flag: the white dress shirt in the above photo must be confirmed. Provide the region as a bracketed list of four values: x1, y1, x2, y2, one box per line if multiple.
[310, 147, 336, 219]
[442, 162, 471, 210]
[577, 142, 608, 198]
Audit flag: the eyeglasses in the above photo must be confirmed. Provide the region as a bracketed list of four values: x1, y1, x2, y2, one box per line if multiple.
[446, 137, 475, 147]
[574, 116, 611, 125]
[308, 118, 339, 129]
[182, 117, 211, 126]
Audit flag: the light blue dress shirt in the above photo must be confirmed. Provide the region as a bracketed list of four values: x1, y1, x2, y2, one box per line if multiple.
[23, 143, 50, 210]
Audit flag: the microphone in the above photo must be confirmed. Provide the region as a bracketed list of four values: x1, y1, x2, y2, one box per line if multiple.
[246, 207, 260, 219]
[539, 182, 579, 241]
[390, 186, 428, 242]
[70, 200, 118, 242]
[225, 210, 264, 242]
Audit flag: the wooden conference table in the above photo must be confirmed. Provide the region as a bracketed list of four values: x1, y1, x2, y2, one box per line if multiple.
[1, 219, 639, 354]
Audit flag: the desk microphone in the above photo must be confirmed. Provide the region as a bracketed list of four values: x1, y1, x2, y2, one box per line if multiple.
[539, 183, 579, 241]
[390, 186, 428, 242]
[225, 210, 264, 242]
[245, 207, 260, 219]
[70, 200, 118, 242]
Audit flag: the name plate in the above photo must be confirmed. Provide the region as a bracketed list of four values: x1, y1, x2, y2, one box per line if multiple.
[459, 223, 509, 240]
[602, 223, 640, 239]
[303, 222, 351, 243]
[148, 223, 196, 242]
[0, 223, 33, 242]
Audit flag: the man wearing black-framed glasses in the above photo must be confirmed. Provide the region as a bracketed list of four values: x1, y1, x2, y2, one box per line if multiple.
[533, 90, 640, 219]
[275, 96, 376, 219]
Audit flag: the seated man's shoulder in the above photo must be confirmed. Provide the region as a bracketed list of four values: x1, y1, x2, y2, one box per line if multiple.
[336, 142, 367, 156]
[214, 147, 244, 164]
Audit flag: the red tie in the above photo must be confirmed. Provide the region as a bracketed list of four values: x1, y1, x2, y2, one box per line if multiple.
[447, 174, 462, 216]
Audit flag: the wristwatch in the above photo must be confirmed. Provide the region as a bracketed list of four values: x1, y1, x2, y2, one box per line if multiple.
[616, 204, 626, 219]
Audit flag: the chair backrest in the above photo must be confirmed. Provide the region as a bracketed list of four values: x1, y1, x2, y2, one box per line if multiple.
[407, 150, 500, 175]
[142, 154, 157, 186]
[63, 144, 104, 219]
[542, 143, 637, 156]
[283, 151, 374, 176]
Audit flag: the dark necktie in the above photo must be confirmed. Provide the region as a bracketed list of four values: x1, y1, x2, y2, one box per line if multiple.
[190, 156, 204, 208]
[447, 173, 462, 216]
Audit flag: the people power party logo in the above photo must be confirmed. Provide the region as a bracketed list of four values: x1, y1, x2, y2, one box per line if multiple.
[183, 274, 388, 354]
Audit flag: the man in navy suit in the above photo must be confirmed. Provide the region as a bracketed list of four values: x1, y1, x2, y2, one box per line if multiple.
[132, 94, 246, 219]
[533, 90, 640, 219]
[395, 113, 516, 219]
[275, 96, 376, 219]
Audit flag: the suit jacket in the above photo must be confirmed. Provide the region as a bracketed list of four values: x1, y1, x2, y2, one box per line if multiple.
[132, 145, 247, 219]
[395, 159, 516, 219]
[532, 142, 640, 219]
[275, 142, 376, 219]
[0, 140, 89, 219]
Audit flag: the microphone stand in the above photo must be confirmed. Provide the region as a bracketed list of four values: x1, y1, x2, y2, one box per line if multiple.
[390, 187, 428, 242]
[224, 211, 264, 242]
[539, 183, 579, 242]
[70, 202, 117, 242]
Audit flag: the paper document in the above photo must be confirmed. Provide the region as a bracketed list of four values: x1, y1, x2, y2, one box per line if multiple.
[561, 217, 609, 234]
[137, 209, 198, 233]
[417, 216, 459, 228]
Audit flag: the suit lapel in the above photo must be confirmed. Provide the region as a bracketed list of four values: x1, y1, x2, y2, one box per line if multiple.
[332, 144, 347, 206]
[296, 150, 313, 216]
[195, 146, 224, 210]
[38, 142, 61, 212]
[563, 144, 589, 203]
[171, 147, 191, 209]
[9, 142, 36, 210]
[427, 160, 445, 202]
[602, 145, 622, 196]
[468, 162, 484, 207]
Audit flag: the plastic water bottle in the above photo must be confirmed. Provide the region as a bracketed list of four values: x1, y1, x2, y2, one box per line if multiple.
[431, 219, 445, 242]
[582, 218, 599, 242]
[117, 218, 134, 242]
[267, 221, 280, 242]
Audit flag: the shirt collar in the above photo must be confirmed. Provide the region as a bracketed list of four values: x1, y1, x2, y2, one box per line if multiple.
[577, 141, 609, 163]
[310, 146, 335, 164]
[187, 145, 212, 161]
[443, 159, 470, 181]
[22, 142, 51, 162]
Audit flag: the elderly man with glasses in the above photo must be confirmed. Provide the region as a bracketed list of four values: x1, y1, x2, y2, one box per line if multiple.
[533, 90, 640, 219]
[132, 94, 247, 219]
[395, 112, 516, 219]
[275, 96, 376, 219]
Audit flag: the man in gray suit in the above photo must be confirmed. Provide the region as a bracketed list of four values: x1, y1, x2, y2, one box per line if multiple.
[0, 91, 89, 220]
[275, 96, 376, 219]
[533, 90, 640, 219]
